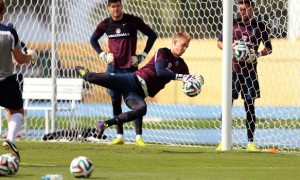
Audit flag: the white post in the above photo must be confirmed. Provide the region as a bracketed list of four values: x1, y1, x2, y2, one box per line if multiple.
[221, 0, 233, 151]
[51, 0, 58, 133]
[288, 0, 300, 40]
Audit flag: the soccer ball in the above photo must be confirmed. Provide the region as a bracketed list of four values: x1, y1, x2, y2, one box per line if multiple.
[233, 43, 249, 61]
[2, 154, 19, 175]
[70, 156, 94, 178]
[0, 155, 9, 176]
[182, 80, 201, 97]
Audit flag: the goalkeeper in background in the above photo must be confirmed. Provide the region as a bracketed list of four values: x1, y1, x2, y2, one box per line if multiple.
[90, 0, 157, 146]
[216, 0, 272, 151]
[75, 32, 204, 143]
[0, 0, 37, 161]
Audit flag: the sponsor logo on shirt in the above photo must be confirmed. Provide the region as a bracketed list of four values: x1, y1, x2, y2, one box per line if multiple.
[116, 28, 121, 34]
[166, 62, 174, 73]
[108, 33, 130, 38]
[242, 35, 248, 42]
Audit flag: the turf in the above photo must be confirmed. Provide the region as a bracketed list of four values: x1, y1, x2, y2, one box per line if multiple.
[3, 118, 300, 129]
[2, 140, 299, 179]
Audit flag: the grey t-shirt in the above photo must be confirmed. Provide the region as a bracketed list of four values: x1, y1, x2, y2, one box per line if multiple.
[0, 23, 21, 80]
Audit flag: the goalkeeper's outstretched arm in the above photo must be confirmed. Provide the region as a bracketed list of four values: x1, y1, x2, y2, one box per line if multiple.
[155, 60, 177, 79]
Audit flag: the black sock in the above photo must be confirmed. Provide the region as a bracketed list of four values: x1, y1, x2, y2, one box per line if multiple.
[105, 117, 120, 126]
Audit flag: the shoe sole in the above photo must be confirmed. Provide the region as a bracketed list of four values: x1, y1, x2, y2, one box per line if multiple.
[3, 142, 20, 162]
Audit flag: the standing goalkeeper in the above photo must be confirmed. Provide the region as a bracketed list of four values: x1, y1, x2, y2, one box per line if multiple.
[0, 0, 37, 161]
[76, 32, 204, 143]
[216, 0, 272, 151]
[90, 0, 157, 146]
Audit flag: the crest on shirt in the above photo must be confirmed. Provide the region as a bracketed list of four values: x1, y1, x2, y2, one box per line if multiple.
[116, 28, 121, 34]
[242, 35, 248, 42]
[175, 60, 179, 66]
[168, 62, 172, 69]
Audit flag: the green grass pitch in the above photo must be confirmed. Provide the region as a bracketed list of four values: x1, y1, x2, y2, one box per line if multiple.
[2, 140, 299, 180]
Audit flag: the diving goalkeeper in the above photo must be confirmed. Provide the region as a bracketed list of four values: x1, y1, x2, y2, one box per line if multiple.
[75, 32, 204, 141]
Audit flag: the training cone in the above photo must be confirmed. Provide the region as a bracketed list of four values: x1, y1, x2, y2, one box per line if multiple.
[267, 148, 278, 153]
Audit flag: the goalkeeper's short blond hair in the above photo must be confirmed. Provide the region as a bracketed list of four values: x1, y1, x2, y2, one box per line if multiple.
[173, 32, 192, 42]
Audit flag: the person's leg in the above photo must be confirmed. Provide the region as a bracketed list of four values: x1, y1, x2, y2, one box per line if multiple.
[108, 94, 126, 145]
[6, 109, 23, 143]
[0, 74, 23, 161]
[242, 72, 260, 151]
[133, 117, 145, 146]
[2, 110, 22, 139]
[244, 98, 258, 151]
[134, 117, 143, 137]
[126, 98, 145, 146]
[5, 109, 24, 142]
[75, 66, 137, 93]
[3, 109, 22, 161]
[112, 95, 123, 134]
[105, 65, 125, 145]
[244, 98, 256, 143]
[97, 98, 147, 138]
[123, 91, 146, 146]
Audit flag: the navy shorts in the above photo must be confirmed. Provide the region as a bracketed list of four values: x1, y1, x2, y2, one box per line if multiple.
[106, 64, 138, 99]
[232, 71, 260, 100]
[105, 73, 145, 103]
[0, 74, 23, 110]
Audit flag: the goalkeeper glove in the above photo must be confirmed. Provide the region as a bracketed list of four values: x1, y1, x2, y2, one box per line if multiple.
[132, 52, 147, 66]
[175, 74, 195, 82]
[176, 74, 205, 85]
[99, 52, 114, 64]
[246, 49, 261, 64]
[27, 49, 38, 64]
[194, 74, 204, 85]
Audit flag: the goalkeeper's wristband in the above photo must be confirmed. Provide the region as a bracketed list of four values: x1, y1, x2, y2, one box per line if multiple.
[175, 74, 184, 81]
[175, 74, 193, 82]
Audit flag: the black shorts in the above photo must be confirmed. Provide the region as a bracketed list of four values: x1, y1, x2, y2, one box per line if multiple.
[0, 74, 23, 110]
[232, 71, 260, 100]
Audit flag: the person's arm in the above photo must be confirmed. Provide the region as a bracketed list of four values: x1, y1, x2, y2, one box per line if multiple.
[141, 27, 157, 54]
[7, 23, 28, 54]
[260, 29, 273, 56]
[132, 17, 157, 66]
[247, 24, 273, 63]
[154, 57, 204, 85]
[8, 25, 37, 64]
[90, 22, 114, 64]
[90, 31, 104, 55]
[12, 48, 36, 64]
[155, 60, 176, 79]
